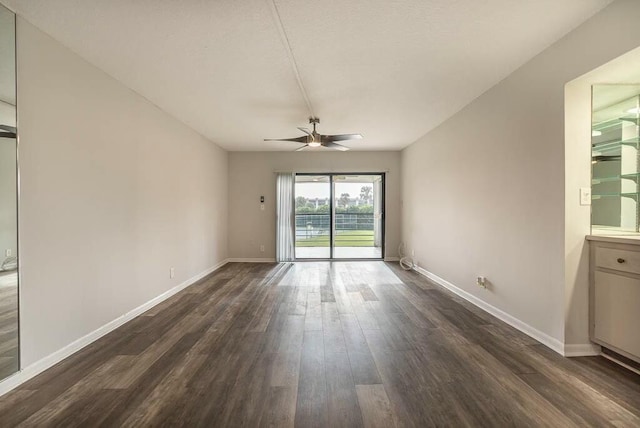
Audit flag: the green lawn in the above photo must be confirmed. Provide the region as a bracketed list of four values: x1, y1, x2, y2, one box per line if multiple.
[296, 230, 374, 247]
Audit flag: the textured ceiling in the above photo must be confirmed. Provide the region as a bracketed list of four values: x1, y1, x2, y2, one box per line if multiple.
[2, 0, 613, 151]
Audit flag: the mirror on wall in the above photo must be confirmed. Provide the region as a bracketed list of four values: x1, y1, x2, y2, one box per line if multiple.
[0, 3, 18, 380]
[591, 84, 640, 235]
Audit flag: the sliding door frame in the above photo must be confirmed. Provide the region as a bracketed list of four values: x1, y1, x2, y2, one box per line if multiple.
[329, 174, 335, 259]
[294, 172, 385, 261]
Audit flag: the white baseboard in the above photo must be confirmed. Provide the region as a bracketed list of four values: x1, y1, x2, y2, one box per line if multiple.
[413, 266, 565, 355]
[564, 343, 601, 357]
[227, 258, 276, 263]
[0, 258, 230, 397]
[227, 257, 395, 263]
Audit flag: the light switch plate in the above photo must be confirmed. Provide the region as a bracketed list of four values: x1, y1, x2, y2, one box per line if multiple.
[580, 187, 591, 206]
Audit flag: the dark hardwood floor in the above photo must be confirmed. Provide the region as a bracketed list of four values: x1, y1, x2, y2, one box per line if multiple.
[0, 261, 639, 427]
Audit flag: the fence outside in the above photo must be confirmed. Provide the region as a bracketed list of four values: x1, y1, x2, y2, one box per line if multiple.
[295, 212, 375, 247]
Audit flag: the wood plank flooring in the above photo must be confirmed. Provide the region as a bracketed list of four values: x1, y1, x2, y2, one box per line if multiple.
[1, 261, 640, 427]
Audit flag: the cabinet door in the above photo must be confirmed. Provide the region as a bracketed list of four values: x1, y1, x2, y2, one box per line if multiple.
[594, 271, 640, 358]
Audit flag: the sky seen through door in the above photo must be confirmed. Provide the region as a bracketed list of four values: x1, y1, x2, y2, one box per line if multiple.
[296, 182, 366, 199]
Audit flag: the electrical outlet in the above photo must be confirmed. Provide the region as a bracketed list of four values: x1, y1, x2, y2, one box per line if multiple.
[5, 249, 11, 257]
[476, 276, 487, 288]
[170, 267, 175, 279]
[260, 204, 265, 211]
[260, 244, 265, 252]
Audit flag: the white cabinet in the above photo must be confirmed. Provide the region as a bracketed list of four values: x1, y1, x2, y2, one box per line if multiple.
[589, 237, 640, 364]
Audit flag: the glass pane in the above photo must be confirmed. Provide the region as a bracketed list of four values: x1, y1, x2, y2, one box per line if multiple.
[295, 175, 330, 258]
[592, 85, 640, 234]
[0, 3, 19, 380]
[333, 175, 382, 259]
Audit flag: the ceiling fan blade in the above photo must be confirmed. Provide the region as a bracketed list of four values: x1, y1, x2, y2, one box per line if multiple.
[295, 145, 309, 151]
[264, 136, 308, 143]
[321, 134, 363, 142]
[0, 125, 16, 133]
[323, 142, 350, 151]
[297, 127, 312, 136]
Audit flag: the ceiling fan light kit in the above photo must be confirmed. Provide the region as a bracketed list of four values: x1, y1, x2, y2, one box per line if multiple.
[265, 117, 362, 151]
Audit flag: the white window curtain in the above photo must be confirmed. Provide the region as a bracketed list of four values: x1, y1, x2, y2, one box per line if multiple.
[276, 173, 295, 262]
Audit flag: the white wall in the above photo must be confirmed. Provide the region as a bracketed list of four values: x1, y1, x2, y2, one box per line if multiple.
[401, 0, 640, 350]
[17, 18, 228, 367]
[228, 151, 401, 260]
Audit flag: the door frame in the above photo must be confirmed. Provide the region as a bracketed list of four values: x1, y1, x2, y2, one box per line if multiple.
[294, 172, 385, 261]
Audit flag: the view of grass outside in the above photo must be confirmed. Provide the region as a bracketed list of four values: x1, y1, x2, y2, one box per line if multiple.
[295, 230, 374, 247]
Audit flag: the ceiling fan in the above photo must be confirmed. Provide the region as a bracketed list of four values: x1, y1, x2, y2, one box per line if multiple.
[0, 125, 16, 139]
[265, 118, 362, 151]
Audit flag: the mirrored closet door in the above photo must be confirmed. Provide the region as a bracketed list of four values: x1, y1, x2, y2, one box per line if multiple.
[0, 2, 19, 380]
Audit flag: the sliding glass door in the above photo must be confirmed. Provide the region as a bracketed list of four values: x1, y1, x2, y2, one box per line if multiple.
[294, 173, 384, 260]
[333, 174, 383, 259]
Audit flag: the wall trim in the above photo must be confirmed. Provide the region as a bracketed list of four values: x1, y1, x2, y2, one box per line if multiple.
[0, 258, 230, 397]
[384, 257, 400, 262]
[227, 258, 276, 263]
[563, 343, 601, 357]
[413, 266, 566, 355]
